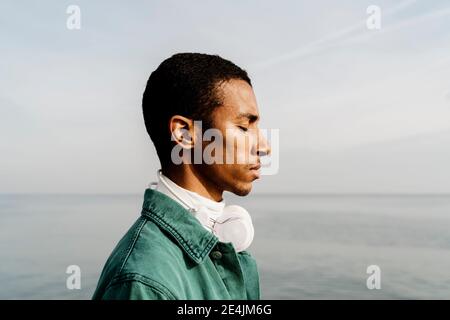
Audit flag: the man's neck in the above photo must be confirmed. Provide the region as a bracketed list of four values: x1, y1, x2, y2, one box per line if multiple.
[161, 164, 223, 202]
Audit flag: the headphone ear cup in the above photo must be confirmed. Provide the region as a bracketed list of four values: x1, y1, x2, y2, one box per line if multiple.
[222, 205, 249, 217]
[193, 207, 210, 228]
[216, 205, 254, 252]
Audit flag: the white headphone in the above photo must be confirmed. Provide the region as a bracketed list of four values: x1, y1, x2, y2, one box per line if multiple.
[153, 170, 254, 252]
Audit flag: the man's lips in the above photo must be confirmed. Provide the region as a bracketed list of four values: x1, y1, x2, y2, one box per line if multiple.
[249, 163, 261, 179]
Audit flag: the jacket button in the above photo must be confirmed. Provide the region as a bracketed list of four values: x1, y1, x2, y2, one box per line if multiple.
[211, 251, 222, 259]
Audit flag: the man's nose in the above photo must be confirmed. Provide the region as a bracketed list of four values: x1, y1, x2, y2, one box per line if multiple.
[256, 129, 271, 157]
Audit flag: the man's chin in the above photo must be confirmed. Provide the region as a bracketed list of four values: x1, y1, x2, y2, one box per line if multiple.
[230, 183, 252, 197]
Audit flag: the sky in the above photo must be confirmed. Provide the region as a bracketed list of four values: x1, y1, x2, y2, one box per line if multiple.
[1, 0, 450, 194]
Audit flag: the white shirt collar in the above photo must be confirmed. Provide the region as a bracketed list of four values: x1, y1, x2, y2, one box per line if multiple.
[155, 173, 225, 220]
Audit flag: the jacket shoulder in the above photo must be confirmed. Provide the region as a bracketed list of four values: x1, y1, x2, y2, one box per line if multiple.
[93, 216, 189, 299]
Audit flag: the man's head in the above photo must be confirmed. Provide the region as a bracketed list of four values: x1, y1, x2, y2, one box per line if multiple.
[143, 53, 270, 198]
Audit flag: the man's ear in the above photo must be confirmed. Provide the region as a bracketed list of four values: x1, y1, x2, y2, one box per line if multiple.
[169, 115, 195, 149]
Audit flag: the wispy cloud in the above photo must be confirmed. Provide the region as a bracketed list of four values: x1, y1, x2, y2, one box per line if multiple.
[250, 0, 421, 69]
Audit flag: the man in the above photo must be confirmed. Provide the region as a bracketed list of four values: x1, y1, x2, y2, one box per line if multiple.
[93, 53, 271, 300]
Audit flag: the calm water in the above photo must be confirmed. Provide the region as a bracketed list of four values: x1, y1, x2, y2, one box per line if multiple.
[1, 193, 450, 299]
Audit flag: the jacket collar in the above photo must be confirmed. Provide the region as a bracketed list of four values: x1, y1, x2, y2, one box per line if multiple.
[140, 188, 219, 264]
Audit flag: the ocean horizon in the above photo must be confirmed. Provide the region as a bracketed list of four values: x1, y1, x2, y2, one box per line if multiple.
[1, 192, 450, 299]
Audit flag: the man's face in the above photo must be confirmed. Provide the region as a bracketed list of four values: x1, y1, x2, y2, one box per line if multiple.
[196, 79, 270, 196]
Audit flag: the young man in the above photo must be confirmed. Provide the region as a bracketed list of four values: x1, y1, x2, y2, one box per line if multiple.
[93, 53, 271, 300]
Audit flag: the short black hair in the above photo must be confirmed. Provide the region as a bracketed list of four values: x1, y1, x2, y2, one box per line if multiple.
[142, 52, 252, 164]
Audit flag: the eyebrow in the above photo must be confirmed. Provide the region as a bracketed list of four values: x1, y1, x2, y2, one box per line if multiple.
[237, 112, 259, 123]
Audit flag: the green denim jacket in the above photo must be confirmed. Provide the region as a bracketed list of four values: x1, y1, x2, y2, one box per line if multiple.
[92, 188, 260, 300]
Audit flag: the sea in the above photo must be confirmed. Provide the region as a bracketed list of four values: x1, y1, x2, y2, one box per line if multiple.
[1, 193, 450, 299]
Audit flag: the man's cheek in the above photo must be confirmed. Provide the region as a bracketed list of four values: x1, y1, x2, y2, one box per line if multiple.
[236, 135, 252, 164]
[224, 137, 245, 164]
